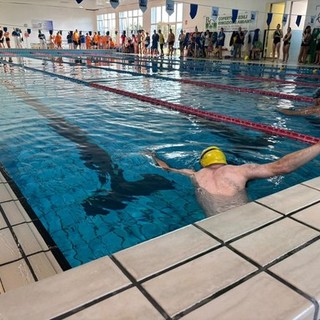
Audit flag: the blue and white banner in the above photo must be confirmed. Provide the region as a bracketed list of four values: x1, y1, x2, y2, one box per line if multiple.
[211, 7, 219, 21]
[282, 13, 288, 25]
[250, 11, 256, 21]
[139, 0, 147, 13]
[110, 0, 119, 9]
[166, 0, 174, 16]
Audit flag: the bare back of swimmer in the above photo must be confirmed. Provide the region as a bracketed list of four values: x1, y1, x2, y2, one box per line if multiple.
[148, 143, 320, 215]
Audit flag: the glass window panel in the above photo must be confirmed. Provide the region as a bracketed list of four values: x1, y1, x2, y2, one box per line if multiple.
[177, 3, 183, 22]
[128, 10, 132, 17]
[156, 7, 161, 23]
[151, 7, 156, 24]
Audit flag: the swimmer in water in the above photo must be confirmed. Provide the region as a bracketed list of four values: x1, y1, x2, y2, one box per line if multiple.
[149, 143, 320, 216]
[278, 88, 320, 116]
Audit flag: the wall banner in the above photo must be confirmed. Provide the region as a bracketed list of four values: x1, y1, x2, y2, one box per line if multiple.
[110, 0, 119, 9]
[139, 0, 147, 13]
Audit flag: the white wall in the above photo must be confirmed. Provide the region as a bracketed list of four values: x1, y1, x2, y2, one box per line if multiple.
[0, 2, 96, 47]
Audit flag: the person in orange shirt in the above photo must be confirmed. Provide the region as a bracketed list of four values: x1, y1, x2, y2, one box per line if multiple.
[86, 33, 91, 49]
[55, 31, 62, 49]
[101, 33, 107, 49]
[92, 32, 99, 49]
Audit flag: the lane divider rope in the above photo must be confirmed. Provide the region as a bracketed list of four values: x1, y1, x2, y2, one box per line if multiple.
[14, 64, 320, 145]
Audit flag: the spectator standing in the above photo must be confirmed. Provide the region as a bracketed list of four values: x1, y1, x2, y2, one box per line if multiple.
[159, 29, 165, 56]
[272, 23, 283, 61]
[178, 30, 186, 57]
[233, 27, 244, 59]
[167, 28, 175, 57]
[38, 30, 46, 49]
[67, 31, 73, 49]
[0, 27, 4, 48]
[298, 25, 312, 63]
[217, 27, 225, 59]
[151, 29, 159, 57]
[4, 27, 11, 48]
[282, 27, 292, 63]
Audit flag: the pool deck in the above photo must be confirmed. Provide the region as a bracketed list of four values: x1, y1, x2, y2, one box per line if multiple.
[1, 167, 320, 319]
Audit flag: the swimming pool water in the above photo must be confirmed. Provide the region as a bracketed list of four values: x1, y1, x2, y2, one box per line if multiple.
[0, 54, 320, 267]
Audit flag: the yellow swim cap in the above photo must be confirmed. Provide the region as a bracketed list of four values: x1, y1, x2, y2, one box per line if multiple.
[200, 146, 227, 167]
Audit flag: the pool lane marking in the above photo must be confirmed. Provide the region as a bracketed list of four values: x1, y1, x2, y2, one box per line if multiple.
[7, 50, 317, 100]
[27, 53, 319, 97]
[11, 64, 320, 145]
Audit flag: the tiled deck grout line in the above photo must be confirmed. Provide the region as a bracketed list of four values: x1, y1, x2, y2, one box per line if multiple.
[265, 269, 320, 320]
[0, 204, 39, 282]
[50, 283, 136, 320]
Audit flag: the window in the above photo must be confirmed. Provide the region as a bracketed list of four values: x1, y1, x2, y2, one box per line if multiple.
[119, 9, 143, 36]
[97, 13, 116, 37]
[150, 3, 183, 46]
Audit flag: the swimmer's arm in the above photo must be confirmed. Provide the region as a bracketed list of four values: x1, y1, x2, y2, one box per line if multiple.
[278, 106, 316, 116]
[147, 152, 195, 176]
[241, 142, 320, 179]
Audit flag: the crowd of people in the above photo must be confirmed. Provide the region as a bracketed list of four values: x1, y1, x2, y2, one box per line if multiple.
[1, 24, 320, 64]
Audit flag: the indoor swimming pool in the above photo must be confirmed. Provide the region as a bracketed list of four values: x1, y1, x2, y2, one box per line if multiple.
[0, 52, 320, 267]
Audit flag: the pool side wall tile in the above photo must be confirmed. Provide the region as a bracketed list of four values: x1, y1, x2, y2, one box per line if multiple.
[1, 200, 33, 225]
[230, 218, 319, 266]
[12, 223, 49, 255]
[67, 287, 164, 320]
[28, 252, 63, 281]
[256, 184, 320, 215]
[0, 183, 18, 203]
[180, 272, 315, 320]
[114, 225, 220, 281]
[196, 202, 282, 242]
[142, 247, 257, 317]
[0, 257, 131, 320]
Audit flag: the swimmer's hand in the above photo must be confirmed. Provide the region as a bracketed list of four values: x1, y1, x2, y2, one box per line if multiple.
[145, 150, 170, 170]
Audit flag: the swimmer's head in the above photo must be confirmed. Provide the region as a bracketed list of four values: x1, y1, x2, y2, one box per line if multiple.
[200, 146, 227, 167]
[313, 88, 320, 99]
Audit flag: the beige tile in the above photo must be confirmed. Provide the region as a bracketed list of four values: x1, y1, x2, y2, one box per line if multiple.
[256, 185, 320, 215]
[42, 251, 64, 274]
[1, 201, 32, 225]
[67, 287, 164, 320]
[0, 184, 17, 203]
[180, 272, 315, 320]
[13, 223, 49, 255]
[0, 280, 4, 294]
[0, 257, 130, 320]
[293, 202, 320, 230]
[28, 252, 62, 281]
[0, 259, 35, 292]
[142, 247, 257, 317]
[302, 177, 320, 190]
[0, 212, 7, 229]
[0, 228, 22, 264]
[0, 172, 6, 184]
[270, 239, 320, 300]
[196, 202, 281, 242]
[231, 218, 319, 266]
[115, 225, 219, 281]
